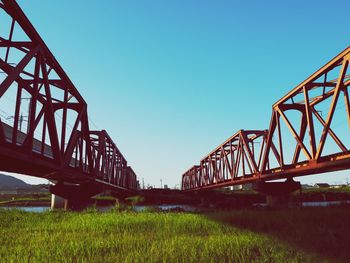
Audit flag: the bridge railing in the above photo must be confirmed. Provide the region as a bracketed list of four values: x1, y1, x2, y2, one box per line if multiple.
[182, 47, 350, 191]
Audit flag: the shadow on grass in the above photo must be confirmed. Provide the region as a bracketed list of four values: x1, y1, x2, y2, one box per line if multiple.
[205, 207, 350, 263]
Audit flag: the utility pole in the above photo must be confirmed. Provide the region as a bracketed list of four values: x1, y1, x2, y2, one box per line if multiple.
[26, 97, 32, 134]
[7, 97, 31, 133]
[160, 179, 163, 189]
[19, 113, 23, 132]
[6, 112, 27, 132]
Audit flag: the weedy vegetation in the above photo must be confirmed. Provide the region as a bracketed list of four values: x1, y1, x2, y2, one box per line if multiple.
[0, 208, 349, 262]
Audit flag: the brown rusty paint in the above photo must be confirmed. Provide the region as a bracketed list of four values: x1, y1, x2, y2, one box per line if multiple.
[183, 47, 350, 191]
[0, 1, 137, 191]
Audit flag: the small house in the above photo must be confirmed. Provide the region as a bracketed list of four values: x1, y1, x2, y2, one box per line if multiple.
[314, 183, 330, 188]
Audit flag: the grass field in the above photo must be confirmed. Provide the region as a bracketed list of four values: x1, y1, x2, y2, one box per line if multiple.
[1, 208, 349, 263]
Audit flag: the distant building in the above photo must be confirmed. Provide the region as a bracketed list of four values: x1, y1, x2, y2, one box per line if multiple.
[314, 183, 330, 188]
[0, 190, 18, 195]
[0, 185, 49, 195]
[232, 185, 242, 190]
[330, 184, 347, 189]
[301, 184, 313, 189]
[231, 183, 252, 191]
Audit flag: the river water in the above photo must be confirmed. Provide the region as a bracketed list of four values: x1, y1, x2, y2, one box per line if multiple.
[0, 204, 197, 213]
[1, 201, 350, 213]
[2, 206, 50, 212]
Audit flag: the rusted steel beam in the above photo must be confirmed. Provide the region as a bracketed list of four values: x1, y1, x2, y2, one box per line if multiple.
[0, 1, 137, 190]
[182, 130, 268, 190]
[183, 47, 350, 191]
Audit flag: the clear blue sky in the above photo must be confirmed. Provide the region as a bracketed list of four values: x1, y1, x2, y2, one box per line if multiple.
[8, 0, 350, 186]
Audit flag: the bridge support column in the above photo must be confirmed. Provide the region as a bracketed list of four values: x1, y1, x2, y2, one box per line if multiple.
[253, 179, 301, 208]
[49, 182, 104, 210]
[50, 194, 67, 209]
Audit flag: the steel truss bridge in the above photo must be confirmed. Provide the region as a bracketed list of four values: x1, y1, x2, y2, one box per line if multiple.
[182, 47, 350, 191]
[1, 0, 349, 197]
[0, 0, 137, 195]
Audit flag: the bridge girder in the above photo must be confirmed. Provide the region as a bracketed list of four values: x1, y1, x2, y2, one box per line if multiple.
[0, 0, 137, 191]
[183, 47, 350, 191]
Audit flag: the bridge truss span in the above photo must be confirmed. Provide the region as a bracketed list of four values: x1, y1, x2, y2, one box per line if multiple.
[0, 0, 137, 191]
[183, 47, 350, 191]
[182, 130, 269, 190]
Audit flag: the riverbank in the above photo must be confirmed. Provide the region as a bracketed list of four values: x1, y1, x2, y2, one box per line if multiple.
[1, 187, 350, 208]
[0, 199, 50, 207]
[0, 195, 50, 207]
[0, 207, 349, 262]
[116, 187, 350, 208]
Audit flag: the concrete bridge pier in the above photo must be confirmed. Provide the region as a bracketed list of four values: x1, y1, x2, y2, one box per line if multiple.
[50, 194, 91, 210]
[253, 179, 301, 208]
[51, 194, 67, 209]
[49, 182, 104, 210]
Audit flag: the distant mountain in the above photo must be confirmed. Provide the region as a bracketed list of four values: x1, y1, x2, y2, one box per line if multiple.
[0, 174, 32, 190]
